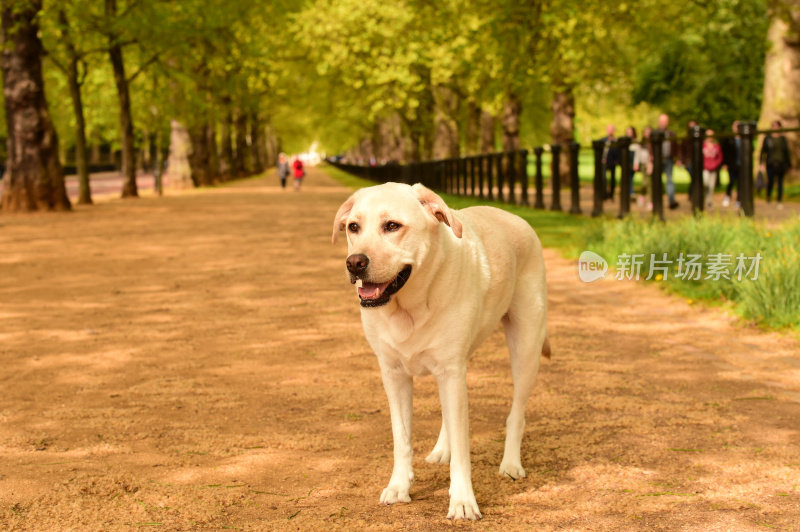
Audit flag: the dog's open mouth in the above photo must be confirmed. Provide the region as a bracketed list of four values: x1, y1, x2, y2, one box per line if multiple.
[355, 265, 412, 308]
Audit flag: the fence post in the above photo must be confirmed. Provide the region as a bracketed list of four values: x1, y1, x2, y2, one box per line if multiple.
[591, 140, 604, 217]
[550, 144, 562, 211]
[454, 158, 460, 194]
[618, 136, 632, 218]
[507, 152, 517, 204]
[569, 142, 582, 214]
[478, 155, 485, 199]
[467, 157, 474, 196]
[485, 155, 494, 200]
[534, 147, 544, 209]
[738, 121, 756, 217]
[650, 130, 665, 221]
[462, 157, 468, 195]
[450, 159, 459, 196]
[520, 149, 529, 206]
[689, 124, 704, 214]
[496, 153, 505, 202]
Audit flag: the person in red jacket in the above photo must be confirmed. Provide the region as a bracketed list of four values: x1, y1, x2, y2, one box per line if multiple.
[702, 130, 723, 207]
[292, 157, 305, 191]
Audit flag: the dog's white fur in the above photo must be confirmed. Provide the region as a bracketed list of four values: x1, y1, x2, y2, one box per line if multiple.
[332, 182, 549, 520]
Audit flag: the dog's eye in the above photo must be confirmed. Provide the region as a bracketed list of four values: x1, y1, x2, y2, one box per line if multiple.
[384, 221, 402, 232]
[348, 222, 360, 233]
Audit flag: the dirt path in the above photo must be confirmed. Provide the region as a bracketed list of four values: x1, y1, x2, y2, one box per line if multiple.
[1, 168, 798, 531]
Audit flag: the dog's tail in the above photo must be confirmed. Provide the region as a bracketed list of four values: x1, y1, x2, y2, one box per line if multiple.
[542, 335, 551, 359]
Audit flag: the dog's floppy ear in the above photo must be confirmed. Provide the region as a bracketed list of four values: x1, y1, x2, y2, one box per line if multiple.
[332, 193, 356, 244]
[411, 183, 462, 238]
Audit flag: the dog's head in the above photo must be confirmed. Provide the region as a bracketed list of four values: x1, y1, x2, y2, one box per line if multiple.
[332, 182, 462, 308]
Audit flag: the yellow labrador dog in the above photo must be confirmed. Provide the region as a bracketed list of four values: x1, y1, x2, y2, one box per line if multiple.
[332, 182, 549, 520]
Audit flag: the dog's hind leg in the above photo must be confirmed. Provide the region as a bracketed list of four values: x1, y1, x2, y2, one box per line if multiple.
[425, 413, 450, 465]
[499, 274, 546, 480]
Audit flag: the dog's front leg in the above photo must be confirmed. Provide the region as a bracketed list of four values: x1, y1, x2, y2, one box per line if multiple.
[435, 365, 481, 520]
[378, 362, 414, 505]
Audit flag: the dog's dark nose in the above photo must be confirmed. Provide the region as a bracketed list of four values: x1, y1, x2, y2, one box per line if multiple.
[346, 253, 369, 274]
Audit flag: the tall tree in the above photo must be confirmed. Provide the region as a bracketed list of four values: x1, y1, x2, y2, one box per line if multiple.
[42, 3, 95, 204]
[759, 1, 800, 178]
[1, 0, 70, 212]
[104, 0, 137, 197]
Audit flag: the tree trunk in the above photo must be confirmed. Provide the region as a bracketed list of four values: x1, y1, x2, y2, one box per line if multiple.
[163, 119, 193, 188]
[105, 0, 137, 198]
[465, 100, 481, 155]
[432, 85, 460, 159]
[249, 111, 265, 174]
[501, 93, 522, 152]
[153, 128, 164, 196]
[234, 109, 250, 176]
[188, 124, 212, 187]
[0, 0, 70, 212]
[220, 110, 234, 179]
[90, 143, 101, 164]
[263, 122, 278, 168]
[759, 9, 800, 182]
[480, 109, 495, 153]
[68, 61, 91, 205]
[205, 124, 219, 183]
[55, 8, 91, 205]
[550, 87, 575, 186]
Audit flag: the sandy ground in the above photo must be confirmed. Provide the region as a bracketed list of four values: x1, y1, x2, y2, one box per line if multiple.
[1, 168, 799, 531]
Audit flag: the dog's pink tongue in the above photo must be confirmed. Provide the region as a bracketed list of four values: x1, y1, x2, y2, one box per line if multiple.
[358, 281, 391, 299]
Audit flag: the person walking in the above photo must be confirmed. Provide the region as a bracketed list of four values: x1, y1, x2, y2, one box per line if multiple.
[277, 153, 290, 189]
[292, 156, 305, 191]
[702, 130, 723, 207]
[656, 114, 680, 209]
[722, 120, 741, 208]
[601, 124, 619, 200]
[635, 126, 653, 210]
[625, 126, 639, 198]
[759, 120, 791, 208]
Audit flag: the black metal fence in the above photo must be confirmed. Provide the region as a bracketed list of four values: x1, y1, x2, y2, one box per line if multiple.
[328, 120, 796, 220]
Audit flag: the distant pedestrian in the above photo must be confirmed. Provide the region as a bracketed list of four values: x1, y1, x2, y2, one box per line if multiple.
[722, 120, 741, 208]
[702, 130, 723, 207]
[277, 153, 290, 189]
[292, 156, 305, 191]
[635, 126, 653, 210]
[759, 120, 791, 208]
[657, 113, 680, 209]
[601, 124, 619, 200]
[625, 126, 638, 197]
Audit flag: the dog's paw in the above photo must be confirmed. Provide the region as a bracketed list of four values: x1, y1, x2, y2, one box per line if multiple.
[380, 484, 411, 505]
[498, 461, 527, 480]
[447, 497, 482, 520]
[424, 447, 450, 465]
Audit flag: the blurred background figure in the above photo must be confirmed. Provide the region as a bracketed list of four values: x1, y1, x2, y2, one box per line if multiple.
[277, 153, 290, 189]
[626, 126, 639, 199]
[292, 156, 305, 191]
[634, 126, 653, 210]
[702, 130, 723, 207]
[657, 113, 680, 210]
[601, 124, 618, 200]
[760, 120, 791, 209]
[722, 120, 742, 208]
